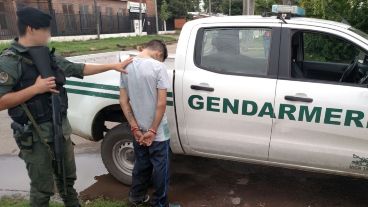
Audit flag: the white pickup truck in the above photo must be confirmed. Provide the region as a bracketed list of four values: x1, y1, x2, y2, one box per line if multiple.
[67, 11, 368, 185]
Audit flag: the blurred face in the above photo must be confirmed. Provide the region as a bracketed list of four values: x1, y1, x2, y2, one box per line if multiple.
[26, 26, 51, 46]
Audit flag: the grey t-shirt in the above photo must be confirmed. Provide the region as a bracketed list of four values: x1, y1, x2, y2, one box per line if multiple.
[120, 57, 171, 142]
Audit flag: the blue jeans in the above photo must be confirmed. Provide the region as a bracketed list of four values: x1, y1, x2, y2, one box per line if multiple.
[130, 140, 170, 207]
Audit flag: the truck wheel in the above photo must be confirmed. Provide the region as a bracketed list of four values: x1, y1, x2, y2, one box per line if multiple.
[101, 123, 134, 185]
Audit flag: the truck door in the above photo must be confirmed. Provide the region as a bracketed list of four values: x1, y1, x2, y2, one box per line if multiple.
[269, 25, 368, 175]
[178, 24, 281, 160]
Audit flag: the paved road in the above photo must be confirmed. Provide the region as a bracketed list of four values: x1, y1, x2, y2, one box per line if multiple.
[0, 153, 107, 197]
[0, 111, 101, 156]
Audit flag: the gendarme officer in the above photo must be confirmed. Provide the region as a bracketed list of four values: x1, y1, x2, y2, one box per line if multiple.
[0, 7, 132, 207]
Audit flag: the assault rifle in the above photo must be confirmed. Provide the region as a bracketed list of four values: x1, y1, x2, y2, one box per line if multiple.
[28, 46, 67, 196]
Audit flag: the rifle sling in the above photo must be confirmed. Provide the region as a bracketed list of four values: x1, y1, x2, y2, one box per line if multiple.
[20, 103, 43, 138]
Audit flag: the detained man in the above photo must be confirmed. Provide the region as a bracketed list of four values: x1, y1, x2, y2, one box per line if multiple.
[119, 40, 179, 207]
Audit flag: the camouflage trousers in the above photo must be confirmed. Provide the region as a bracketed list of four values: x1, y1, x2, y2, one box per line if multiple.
[18, 137, 80, 207]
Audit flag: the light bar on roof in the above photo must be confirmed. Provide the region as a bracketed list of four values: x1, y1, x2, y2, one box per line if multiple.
[272, 5, 306, 16]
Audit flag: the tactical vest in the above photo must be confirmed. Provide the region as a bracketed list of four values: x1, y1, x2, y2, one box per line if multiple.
[5, 48, 68, 125]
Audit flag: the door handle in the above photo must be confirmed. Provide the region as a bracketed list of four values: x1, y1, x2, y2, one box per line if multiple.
[284, 95, 313, 103]
[190, 85, 215, 92]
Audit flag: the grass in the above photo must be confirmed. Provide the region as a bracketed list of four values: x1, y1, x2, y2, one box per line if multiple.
[0, 34, 177, 57]
[0, 42, 10, 53]
[0, 197, 128, 207]
[0, 197, 63, 207]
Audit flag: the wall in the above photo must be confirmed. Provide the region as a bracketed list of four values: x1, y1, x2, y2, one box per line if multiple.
[51, 0, 128, 15]
[0, 0, 18, 38]
[174, 18, 186, 30]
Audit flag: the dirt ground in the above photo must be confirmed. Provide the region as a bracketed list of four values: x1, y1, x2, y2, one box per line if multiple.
[80, 155, 368, 207]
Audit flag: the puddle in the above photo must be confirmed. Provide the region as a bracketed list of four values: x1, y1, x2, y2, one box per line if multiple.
[0, 153, 107, 197]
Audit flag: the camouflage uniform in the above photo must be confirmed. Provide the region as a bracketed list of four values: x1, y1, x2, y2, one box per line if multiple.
[0, 39, 85, 207]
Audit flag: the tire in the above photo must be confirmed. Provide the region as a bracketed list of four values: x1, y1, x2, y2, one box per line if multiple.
[101, 123, 134, 185]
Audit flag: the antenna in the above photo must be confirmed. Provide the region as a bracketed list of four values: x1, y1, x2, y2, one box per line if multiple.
[325, 4, 351, 25]
[277, 13, 288, 23]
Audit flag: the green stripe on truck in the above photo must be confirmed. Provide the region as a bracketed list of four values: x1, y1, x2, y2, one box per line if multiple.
[66, 80, 174, 97]
[66, 80, 119, 91]
[66, 88, 174, 106]
[66, 88, 119, 99]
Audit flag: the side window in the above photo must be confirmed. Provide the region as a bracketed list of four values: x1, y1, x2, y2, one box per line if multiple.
[303, 33, 359, 64]
[196, 28, 272, 76]
[291, 31, 368, 85]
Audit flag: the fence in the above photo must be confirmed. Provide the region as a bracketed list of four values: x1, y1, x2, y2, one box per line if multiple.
[0, 1, 174, 40]
[52, 12, 134, 36]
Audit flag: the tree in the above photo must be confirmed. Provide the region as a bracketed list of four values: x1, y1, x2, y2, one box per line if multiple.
[255, 0, 277, 14]
[346, 0, 368, 32]
[165, 0, 199, 18]
[203, 0, 224, 14]
[298, 0, 368, 33]
[163, 0, 368, 34]
[222, 0, 243, 15]
[297, 0, 368, 63]
[160, 0, 171, 31]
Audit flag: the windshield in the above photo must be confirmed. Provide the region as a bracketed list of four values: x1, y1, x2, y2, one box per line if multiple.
[349, 27, 368, 41]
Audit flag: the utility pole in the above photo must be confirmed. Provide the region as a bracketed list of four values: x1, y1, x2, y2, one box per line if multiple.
[243, 0, 254, 15]
[93, 0, 100, 39]
[47, 0, 57, 35]
[209, 0, 212, 15]
[247, 0, 254, 15]
[47, 0, 53, 15]
[229, 0, 232, 15]
[242, 0, 247, 15]
[154, 0, 159, 34]
[139, 0, 142, 36]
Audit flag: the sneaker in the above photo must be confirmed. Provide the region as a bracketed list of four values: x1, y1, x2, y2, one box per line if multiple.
[169, 203, 181, 207]
[150, 203, 181, 207]
[129, 194, 150, 206]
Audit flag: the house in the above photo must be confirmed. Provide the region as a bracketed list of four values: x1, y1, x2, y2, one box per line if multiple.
[0, 0, 161, 39]
[0, 1, 18, 38]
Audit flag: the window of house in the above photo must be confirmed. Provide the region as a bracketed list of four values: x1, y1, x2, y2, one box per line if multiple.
[0, 2, 7, 30]
[62, 4, 76, 32]
[79, 5, 90, 28]
[106, 7, 113, 16]
[80, 5, 89, 14]
[195, 28, 272, 76]
[117, 8, 124, 15]
[62, 4, 74, 15]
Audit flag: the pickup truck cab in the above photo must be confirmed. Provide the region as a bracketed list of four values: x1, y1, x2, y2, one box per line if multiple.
[67, 9, 368, 185]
